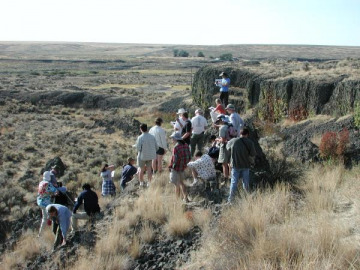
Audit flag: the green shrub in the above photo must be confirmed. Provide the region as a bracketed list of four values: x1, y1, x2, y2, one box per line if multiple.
[197, 52, 205, 57]
[354, 102, 360, 129]
[219, 53, 233, 61]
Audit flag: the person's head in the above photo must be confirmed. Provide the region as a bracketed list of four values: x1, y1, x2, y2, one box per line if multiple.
[181, 112, 189, 120]
[47, 206, 58, 218]
[43, 171, 51, 182]
[195, 109, 203, 116]
[240, 128, 250, 137]
[155, 117, 163, 126]
[215, 98, 222, 105]
[210, 135, 217, 142]
[225, 104, 235, 113]
[82, 183, 91, 190]
[176, 108, 187, 115]
[194, 151, 202, 160]
[219, 72, 228, 78]
[127, 157, 135, 165]
[140, 123, 148, 133]
[215, 114, 228, 125]
[101, 163, 109, 172]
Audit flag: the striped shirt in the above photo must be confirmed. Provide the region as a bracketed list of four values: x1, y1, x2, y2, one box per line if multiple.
[136, 132, 158, 161]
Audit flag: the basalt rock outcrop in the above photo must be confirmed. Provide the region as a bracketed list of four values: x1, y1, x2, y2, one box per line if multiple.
[192, 65, 360, 116]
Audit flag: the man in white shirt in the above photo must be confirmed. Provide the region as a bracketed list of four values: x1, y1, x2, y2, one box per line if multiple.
[225, 104, 244, 137]
[190, 109, 208, 157]
[135, 124, 158, 186]
[149, 117, 168, 173]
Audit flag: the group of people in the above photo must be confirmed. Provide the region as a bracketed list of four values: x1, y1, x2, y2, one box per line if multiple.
[36, 71, 257, 249]
[37, 166, 100, 250]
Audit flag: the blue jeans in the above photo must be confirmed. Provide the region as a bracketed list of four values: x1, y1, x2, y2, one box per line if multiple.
[228, 168, 250, 202]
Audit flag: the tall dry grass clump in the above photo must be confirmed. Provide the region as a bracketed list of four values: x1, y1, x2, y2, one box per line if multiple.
[0, 230, 41, 270]
[187, 164, 360, 270]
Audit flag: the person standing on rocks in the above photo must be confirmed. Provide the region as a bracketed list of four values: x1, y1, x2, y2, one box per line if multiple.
[180, 112, 192, 146]
[149, 117, 168, 174]
[136, 123, 158, 187]
[120, 157, 138, 190]
[172, 108, 187, 136]
[46, 204, 72, 249]
[100, 164, 116, 196]
[190, 109, 208, 157]
[215, 114, 231, 185]
[226, 128, 256, 202]
[215, 72, 230, 107]
[168, 132, 191, 202]
[225, 104, 244, 137]
[72, 183, 100, 231]
[37, 171, 58, 237]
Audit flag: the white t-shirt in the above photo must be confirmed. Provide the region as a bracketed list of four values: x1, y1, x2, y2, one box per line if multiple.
[191, 114, 208, 134]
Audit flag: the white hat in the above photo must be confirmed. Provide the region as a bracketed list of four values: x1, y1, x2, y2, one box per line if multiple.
[43, 171, 51, 181]
[176, 108, 187, 114]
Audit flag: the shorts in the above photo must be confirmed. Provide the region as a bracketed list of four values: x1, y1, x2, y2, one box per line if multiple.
[156, 147, 165, 155]
[169, 170, 185, 185]
[138, 159, 152, 169]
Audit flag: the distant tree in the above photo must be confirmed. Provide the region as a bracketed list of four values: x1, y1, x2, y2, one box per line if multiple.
[219, 53, 233, 61]
[197, 52, 205, 57]
[178, 50, 189, 57]
[173, 49, 179, 57]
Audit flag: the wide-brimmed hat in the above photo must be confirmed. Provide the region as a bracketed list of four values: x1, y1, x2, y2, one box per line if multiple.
[43, 171, 51, 181]
[170, 132, 183, 141]
[225, 104, 235, 110]
[176, 108, 187, 114]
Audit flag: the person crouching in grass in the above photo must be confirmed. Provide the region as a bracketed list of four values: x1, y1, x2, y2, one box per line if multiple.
[120, 157, 138, 190]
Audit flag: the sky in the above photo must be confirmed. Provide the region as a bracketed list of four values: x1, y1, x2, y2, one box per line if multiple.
[0, 0, 359, 46]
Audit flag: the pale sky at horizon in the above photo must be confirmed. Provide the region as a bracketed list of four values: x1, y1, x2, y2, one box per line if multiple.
[0, 0, 359, 46]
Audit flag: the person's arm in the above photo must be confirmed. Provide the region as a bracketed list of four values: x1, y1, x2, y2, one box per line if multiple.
[135, 136, 141, 152]
[73, 193, 84, 213]
[182, 121, 192, 140]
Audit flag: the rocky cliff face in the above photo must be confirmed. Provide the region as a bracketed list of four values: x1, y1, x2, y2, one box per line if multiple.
[192, 65, 360, 116]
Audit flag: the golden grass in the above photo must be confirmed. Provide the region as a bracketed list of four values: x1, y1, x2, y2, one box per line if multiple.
[165, 201, 193, 237]
[1, 230, 41, 270]
[187, 165, 360, 269]
[90, 83, 147, 90]
[140, 221, 156, 244]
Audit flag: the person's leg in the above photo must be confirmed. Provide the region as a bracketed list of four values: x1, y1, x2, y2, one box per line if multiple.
[174, 184, 181, 198]
[54, 225, 63, 250]
[190, 168, 199, 179]
[190, 134, 197, 157]
[179, 180, 188, 202]
[241, 169, 250, 192]
[224, 92, 229, 107]
[222, 162, 229, 179]
[38, 207, 47, 236]
[157, 154, 163, 173]
[228, 168, 240, 202]
[197, 133, 205, 153]
[138, 159, 145, 185]
[152, 159, 157, 174]
[72, 212, 89, 231]
[146, 161, 152, 182]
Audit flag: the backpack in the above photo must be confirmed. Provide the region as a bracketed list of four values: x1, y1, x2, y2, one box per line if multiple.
[226, 124, 238, 141]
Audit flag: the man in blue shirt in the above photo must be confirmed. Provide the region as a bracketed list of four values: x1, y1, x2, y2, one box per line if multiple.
[120, 157, 138, 190]
[215, 72, 230, 107]
[46, 204, 72, 249]
[72, 183, 100, 231]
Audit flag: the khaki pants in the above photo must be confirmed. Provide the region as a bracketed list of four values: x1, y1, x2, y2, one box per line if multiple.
[71, 212, 89, 231]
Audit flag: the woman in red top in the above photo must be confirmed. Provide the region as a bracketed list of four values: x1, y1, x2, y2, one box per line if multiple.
[215, 98, 226, 115]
